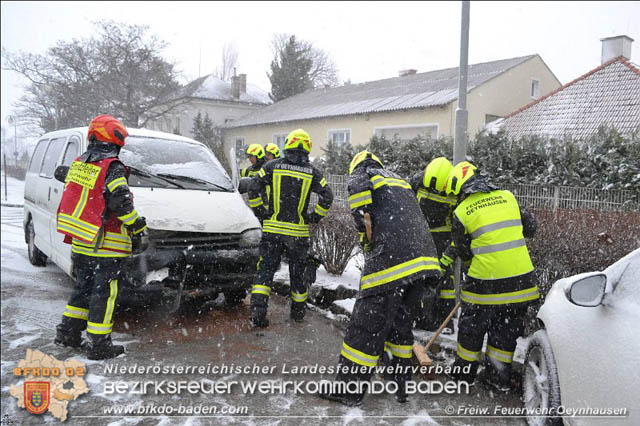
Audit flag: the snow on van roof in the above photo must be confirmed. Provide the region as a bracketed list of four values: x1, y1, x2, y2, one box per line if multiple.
[40, 126, 205, 146]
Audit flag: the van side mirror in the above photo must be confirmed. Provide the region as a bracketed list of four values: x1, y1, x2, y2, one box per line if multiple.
[565, 274, 607, 307]
[54, 165, 69, 183]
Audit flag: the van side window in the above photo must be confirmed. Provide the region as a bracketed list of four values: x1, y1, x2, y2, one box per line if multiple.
[61, 136, 80, 166]
[28, 139, 49, 173]
[39, 137, 67, 178]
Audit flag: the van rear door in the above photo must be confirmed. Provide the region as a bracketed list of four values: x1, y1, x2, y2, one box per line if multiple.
[31, 136, 67, 256]
[49, 134, 82, 274]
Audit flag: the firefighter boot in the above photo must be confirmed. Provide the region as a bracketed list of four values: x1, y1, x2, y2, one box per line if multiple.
[87, 334, 125, 360]
[250, 304, 269, 328]
[481, 359, 512, 392]
[290, 301, 306, 322]
[250, 292, 270, 327]
[54, 318, 86, 349]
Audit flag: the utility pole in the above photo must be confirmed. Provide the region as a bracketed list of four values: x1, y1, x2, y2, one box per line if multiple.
[453, 0, 470, 302]
[454, 0, 470, 165]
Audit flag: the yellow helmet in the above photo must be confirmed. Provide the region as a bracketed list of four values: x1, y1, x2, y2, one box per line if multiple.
[423, 157, 453, 193]
[284, 129, 311, 153]
[245, 144, 265, 159]
[264, 143, 281, 158]
[445, 161, 477, 196]
[349, 151, 384, 175]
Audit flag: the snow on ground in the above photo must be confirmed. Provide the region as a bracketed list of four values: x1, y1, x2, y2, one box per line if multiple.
[0, 175, 25, 206]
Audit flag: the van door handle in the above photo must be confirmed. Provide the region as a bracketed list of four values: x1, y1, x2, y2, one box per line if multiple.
[48, 187, 51, 201]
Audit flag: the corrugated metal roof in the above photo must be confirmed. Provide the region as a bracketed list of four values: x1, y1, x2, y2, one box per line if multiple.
[176, 74, 271, 105]
[498, 57, 640, 139]
[225, 55, 537, 128]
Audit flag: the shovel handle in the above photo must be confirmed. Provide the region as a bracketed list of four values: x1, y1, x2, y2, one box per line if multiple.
[364, 213, 372, 242]
[423, 301, 461, 352]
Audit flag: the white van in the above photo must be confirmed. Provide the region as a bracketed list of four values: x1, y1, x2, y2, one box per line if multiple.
[23, 127, 261, 310]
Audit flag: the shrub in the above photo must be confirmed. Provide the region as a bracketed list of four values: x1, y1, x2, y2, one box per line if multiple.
[310, 205, 359, 275]
[523, 207, 640, 333]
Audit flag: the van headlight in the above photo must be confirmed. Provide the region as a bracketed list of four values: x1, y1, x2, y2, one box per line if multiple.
[239, 228, 262, 247]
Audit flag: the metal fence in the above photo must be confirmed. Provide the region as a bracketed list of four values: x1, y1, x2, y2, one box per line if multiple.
[319, 174, 640, 211]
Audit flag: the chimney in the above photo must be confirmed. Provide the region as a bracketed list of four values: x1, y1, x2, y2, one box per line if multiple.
[601, 35, 633, 64]
[231, 72, 247, 100]
[398, 69, 417, 77]
[238, 74, 247, 95]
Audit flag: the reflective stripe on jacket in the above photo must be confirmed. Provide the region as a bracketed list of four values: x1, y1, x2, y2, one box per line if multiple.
[57, 157, 133, 257]
[454, 190, 534, 281]
[251, 158, 333, 238]
[349, 167, 441, 297]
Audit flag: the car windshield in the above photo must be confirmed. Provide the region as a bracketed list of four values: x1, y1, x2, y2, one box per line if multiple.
[120, 136, 234, 191]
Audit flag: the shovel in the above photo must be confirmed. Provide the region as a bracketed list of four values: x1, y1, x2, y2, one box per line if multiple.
[413, 301, 461, 368]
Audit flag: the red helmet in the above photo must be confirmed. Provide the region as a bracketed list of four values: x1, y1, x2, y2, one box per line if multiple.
[88, 115, 128, 146]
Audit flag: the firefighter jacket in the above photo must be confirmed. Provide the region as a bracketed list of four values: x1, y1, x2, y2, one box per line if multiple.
[348, 166, 441, 298]
[444, 186, 539, 305]
[57, 148, 144, 258]
[242, 160, 269, 218]
[249, 156, 333, 238]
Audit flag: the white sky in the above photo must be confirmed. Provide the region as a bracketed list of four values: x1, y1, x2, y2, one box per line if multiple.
[1, 0, 639, 122]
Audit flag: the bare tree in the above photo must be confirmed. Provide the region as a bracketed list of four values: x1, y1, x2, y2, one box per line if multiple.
[213, 42, 239, 81]
[2, 21, 185, 132]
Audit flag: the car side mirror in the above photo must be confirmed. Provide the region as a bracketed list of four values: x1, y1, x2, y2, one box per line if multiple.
[565, 274, 607, 307]
[54, 165, 69, 183]
[237, 177, 252, 194]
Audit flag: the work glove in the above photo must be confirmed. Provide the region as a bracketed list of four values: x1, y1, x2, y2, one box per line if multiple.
[131, 233, 149, 254]
[128, 216, 147, 236]
[128, 216, 148, 254]
[359, 232, 372, 254]
[440, 253, 454, 273]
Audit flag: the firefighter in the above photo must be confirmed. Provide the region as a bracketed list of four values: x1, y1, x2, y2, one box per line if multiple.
[442, 161, 538, 392]
[248, 129, 333, 326]
[264, 143, 281, 161]
[409, 157, 457, 331]
[241, 144, 269, 222]
[321, 151, 441, 406]
[240, 144, 266, 177]
[54, 115, 147, 360]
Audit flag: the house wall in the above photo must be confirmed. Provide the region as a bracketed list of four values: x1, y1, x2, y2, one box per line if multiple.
[146, 99, 263, 139]
[463, 55, 561, 136]
[223, 106, 451, 160]
[223, 55, 561, 161]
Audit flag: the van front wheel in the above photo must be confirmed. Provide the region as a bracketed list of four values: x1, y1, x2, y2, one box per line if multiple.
[27, 220, 48, 266]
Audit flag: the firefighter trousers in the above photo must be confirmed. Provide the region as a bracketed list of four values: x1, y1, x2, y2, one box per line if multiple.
[453, 302, 528, 385]
[250, 233, 309, 320]
[58, 254, 124, 337]
[335, 277, 435, 400]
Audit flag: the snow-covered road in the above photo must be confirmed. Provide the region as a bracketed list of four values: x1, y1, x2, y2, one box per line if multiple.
[1, 205, 526, 425]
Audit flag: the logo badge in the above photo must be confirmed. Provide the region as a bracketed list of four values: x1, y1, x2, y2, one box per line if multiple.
[24, 382, 50, 415]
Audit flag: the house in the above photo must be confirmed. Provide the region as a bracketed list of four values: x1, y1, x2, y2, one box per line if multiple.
[490, 36, 640, 139]
[222, 55, 561, 158]
[145, 73, 270, 138]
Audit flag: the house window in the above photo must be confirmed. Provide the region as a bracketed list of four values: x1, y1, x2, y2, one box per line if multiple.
[374, 124, 438, 142]
[485, 114, 502, 125]
[530, 79, 540, 99]
[273, 133, 287, 150]
[328, 129, 351, 147]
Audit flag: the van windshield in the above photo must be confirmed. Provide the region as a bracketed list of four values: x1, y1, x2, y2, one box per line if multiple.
[120, 136, 234, 191]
